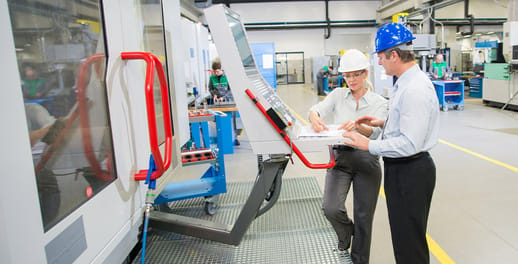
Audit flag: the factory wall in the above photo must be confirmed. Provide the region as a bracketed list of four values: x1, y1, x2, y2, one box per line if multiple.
[230, 1, 380, 88]
[433, 0, 508, 71]
[230, 1, 379, 23]
[225, 0, 509, 85]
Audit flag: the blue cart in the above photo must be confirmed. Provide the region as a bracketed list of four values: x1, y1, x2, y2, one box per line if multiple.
[432, 80, 465, 111]
[154, 110, 229, 215]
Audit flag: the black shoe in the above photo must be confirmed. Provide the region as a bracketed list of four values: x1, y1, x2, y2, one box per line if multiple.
[337, 241, 349, 251]
[234, 139, 240, 146]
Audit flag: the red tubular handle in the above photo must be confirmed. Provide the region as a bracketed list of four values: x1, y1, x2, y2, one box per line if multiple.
[121, 52, 173, 181]
[245, 89, 335, 169]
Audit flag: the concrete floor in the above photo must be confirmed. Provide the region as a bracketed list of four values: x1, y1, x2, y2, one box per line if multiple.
[222, 84, 518, 264]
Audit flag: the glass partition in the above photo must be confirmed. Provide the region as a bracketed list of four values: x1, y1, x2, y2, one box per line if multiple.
[276, 52, 305, 85]
[287, 52, 305, 84]
[138, 0, 170, 144]
[7, 0, 116, 231]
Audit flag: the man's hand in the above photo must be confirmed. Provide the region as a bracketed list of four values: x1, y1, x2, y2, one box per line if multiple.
[355, 115, 385, 128]
[337, 120, 355, 132]
[309, 111, 328, 132]
[342, 131, 370, 151]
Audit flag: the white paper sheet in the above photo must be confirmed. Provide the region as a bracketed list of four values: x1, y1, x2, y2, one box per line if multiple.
[298, 124, 344, 138]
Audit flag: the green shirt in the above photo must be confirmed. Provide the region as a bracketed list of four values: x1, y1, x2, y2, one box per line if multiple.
[431, 62, 447, 79]
[209, 74, 232, 99]
[23, 78, 46, 97]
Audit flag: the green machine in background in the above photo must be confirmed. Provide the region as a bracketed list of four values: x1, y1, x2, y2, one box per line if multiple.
[484, 63, 511, 80]
[482, 22, 518, 110]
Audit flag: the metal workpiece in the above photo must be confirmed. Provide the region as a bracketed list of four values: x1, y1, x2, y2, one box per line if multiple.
[149, 155, 290, 245]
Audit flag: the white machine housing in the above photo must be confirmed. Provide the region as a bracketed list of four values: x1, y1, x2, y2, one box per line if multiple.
[503, 21, 518, 65]
[1, 1, 193, 263]
[204, 5, 342, 155]
[181, 17, 212, 105]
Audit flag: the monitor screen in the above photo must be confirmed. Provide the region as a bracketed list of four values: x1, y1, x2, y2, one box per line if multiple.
[225, 13, 255, 67]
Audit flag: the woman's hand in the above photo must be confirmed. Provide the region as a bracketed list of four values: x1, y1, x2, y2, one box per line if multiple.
[309, 111, 328, 132]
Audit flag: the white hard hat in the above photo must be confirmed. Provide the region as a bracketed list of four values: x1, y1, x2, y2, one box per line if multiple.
[338, 49, 370, 73]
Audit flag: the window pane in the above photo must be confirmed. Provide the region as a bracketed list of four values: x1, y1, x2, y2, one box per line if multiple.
[8, 0, 116, 231]
[276, 53, 288, 85]
[286, 52, 304, 84]
[138, 0, 170, 145]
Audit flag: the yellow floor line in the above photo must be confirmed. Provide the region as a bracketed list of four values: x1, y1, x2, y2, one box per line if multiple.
[291, 109, 454, 263]
[379, 185, 454, 264]
[439, 139, 518, 173]
[287, 105, 309, 126]
[427, 234, 456, 264]
[427, 138, 518, 263]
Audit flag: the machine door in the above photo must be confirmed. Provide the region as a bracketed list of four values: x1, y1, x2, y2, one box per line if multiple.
[6, 0, 115, 231]
[1, 1, 184, 263]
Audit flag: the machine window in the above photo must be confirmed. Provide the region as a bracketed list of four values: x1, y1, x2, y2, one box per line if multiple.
[138, 0, 171, 145]
[226, 13, 255, 67]
[8, 0, 116, 231]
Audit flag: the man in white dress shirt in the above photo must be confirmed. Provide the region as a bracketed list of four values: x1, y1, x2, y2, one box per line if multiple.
[343, 23, 440, 264]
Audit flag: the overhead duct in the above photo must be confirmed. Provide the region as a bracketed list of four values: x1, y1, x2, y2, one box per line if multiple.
[460, 0, 475, 36]
[324, 0, 331, 39]
[243, 20, 377, 31]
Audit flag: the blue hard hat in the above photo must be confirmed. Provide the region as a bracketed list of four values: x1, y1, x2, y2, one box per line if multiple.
[374, 23, 415, 53]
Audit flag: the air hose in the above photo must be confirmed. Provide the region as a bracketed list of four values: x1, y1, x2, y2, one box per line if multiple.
[141, 155, 157, 264]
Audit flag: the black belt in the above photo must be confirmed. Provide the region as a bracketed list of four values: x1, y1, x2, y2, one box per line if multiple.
[332, 145, 355, 151]
[383, 151, 429, 164]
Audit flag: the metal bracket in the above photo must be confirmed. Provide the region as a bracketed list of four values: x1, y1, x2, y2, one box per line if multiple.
[148, 155, 289, 245]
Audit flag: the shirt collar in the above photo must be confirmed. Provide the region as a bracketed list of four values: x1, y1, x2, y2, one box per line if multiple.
[394, 64, 420, 91]
[344, 88, 371, 104]
[344, 88, 353, 98]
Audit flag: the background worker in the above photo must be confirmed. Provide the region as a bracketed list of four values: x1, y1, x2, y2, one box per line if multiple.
[22, 64, 49, 99]
[430, 54, 449, 79]
[208, 61, 233, 103]
[208, 61, 239, 145]
[342, 23, 440, 264]
[316, 66, 333, 96]
[309, 49, 388, 264]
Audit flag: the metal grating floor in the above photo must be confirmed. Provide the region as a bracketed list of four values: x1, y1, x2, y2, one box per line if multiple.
[134, 177, 353, 263]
